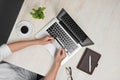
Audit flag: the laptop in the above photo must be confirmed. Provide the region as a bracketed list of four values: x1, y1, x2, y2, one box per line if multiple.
[0, 0, 24, 45]
[36, 8, 94, 65]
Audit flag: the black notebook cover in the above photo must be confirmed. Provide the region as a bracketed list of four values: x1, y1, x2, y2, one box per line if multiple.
[77, 48, 101, 75]
[0, 0, 24, 45]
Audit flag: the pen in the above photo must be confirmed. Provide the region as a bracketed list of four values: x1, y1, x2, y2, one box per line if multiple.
[89, 55, 91, 72]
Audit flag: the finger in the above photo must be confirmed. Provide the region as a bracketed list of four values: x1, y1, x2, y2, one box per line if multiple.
[46, 35, 54, 39]
[60, 48, 66, 57]
[61, 49, 66, 58]
[45, 38, 54, 44]
[49, 38, 55, 42]
[47, 38, 54, 43]
[48, 37, 54, 40]
[43, 36, 53, 41]
[57, 48, 62, 54]
[61, 48, 64, 55]
[47, 39, 54, 43]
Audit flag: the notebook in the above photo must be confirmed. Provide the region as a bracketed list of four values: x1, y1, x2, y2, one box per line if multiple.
[77, 48, 101, 75]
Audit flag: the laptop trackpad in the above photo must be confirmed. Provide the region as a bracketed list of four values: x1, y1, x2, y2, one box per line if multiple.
[44, 44, 56, 56]
[43, 40, 61, 56]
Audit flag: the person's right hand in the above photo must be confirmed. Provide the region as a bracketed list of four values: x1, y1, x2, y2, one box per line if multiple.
[36, 35, 54, 45]
[55, 48, 66, 65]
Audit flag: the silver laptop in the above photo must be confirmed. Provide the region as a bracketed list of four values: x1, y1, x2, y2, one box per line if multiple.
[35, 8, 94, 65]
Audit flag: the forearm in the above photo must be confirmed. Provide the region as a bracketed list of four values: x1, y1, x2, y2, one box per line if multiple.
[7, 36, 54, 53]
[8, 40, 39, 53]
[44, 48, 66, 80]
[45, 62, 60, 80]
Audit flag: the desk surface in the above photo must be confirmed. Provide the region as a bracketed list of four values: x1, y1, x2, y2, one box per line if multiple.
[4, 0, 120, 80]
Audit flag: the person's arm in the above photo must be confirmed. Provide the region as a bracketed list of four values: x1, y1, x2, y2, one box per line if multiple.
[0, 36, 54, 62]
[8, 36, 54, 53]
[44, 48, 66, 80]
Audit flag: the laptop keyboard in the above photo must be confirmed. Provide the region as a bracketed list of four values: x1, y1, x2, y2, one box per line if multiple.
[47, 22, 78, 54]
[61, 13, 88, 42]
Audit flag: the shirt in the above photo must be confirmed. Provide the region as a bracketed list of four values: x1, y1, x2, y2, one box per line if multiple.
[0, 44, 44, 80]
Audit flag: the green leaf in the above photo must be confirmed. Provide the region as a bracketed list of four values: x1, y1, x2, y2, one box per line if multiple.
[30, 7, 46, 19]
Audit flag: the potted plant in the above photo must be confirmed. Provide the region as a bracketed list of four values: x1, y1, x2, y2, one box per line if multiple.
[30, 7, 46, 19]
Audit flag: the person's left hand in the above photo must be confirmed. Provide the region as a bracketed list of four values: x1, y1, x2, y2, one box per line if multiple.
[55, 48, 66, 65]
[37, 35, 54, 45]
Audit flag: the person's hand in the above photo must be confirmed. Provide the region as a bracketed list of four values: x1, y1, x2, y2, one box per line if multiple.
[55, 48, 66, 65]
[37, 35, 54, 45]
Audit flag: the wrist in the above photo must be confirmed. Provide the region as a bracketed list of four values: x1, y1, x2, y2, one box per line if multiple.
[54, 60, 61, 67]
[33, 39, 42, 45]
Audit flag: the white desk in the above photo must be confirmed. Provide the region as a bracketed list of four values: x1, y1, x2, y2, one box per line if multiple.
[4, 0, 120, 80]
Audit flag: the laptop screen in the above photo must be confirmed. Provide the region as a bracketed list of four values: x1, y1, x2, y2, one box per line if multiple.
[0, 0, 24, 45]
[57, 9, 94, 46]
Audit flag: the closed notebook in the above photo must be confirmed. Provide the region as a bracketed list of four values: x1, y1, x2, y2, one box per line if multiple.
[77, 48, 101, 75]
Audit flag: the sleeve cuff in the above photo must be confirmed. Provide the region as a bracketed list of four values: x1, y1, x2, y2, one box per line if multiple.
[0, 44, 12, 61]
